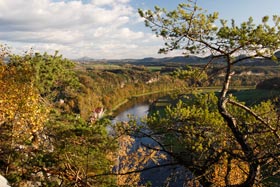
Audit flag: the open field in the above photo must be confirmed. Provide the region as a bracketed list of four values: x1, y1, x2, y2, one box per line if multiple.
[230, 89, 280, 105]
[75, 63, 123, 71]
[150, 88, 280, 115]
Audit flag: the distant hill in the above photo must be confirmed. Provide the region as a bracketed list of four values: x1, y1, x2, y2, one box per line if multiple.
[110, 56, 207, 65]
[74, 53, 279, 66]
[74, 55, 210, 66]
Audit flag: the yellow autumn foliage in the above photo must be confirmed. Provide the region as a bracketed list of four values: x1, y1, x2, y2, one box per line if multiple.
[0, 61, 48, 146]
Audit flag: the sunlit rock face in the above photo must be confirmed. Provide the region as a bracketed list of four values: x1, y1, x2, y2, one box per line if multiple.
[0, 175, 10, 187]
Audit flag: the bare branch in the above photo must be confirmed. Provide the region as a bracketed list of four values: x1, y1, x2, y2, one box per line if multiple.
[228, 99, 280, 139]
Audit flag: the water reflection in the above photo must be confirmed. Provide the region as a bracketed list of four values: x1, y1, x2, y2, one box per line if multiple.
[111, 104, 149, 125]
[112, 102, 187, 187]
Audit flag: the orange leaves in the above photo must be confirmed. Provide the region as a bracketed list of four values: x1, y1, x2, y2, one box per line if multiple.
[115, 130, 167, 186]
[210, 155, 249, 186]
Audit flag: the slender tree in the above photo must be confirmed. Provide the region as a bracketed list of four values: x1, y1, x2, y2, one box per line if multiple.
[139, 1, 280, 186]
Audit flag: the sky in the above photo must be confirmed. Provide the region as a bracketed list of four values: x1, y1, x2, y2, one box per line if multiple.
[0, 0, 280, 59]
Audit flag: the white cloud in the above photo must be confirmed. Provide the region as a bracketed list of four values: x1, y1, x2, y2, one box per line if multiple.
[0, 0, 164, 59]
[116, 28, 144, 40]
[91, 0, 130, 6]
[91, 0, 114, 6]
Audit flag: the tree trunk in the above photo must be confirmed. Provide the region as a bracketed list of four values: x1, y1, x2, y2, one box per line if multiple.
[217, 60, 259, 187]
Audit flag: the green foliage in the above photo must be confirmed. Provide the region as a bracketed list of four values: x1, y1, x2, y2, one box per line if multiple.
[139, 1, 280, 59]
[147, 92, 280, 185]
[148, 92, 226, 161]
[8, 51, 80, 102]
[46, 116, 117, 186]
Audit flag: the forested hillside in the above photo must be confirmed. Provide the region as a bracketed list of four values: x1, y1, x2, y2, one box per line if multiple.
[0, 48, 190, 186]
[1, 43, 280, 186]
[0, 50, 117, 186]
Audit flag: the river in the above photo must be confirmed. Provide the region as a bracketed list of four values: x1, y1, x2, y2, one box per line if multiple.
[112, 101, 187, 187]
[111, 103, 149, 125]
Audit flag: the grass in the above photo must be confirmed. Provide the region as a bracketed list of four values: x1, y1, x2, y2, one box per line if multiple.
[78, 63, 123, 70]
[146, 66, 163, 72]
[150, 87, 280, 114]
[231, 89, 280, 105]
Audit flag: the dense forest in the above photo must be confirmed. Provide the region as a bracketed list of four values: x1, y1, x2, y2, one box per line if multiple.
[1, 1, 280, 187]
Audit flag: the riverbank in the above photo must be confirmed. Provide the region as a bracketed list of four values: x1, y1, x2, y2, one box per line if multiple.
[107, 86, 255, 117]
[107, 89, 179, 117]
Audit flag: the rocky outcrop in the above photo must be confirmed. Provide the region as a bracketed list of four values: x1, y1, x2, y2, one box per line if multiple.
[0, 175, 10, 187]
